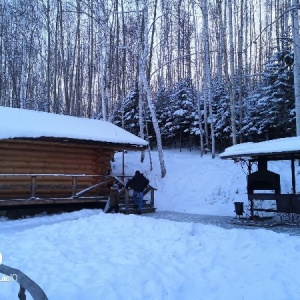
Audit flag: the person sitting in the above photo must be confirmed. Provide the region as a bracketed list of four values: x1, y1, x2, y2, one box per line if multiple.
[126, 171, 149, 215]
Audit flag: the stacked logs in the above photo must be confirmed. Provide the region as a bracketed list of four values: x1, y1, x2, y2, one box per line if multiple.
[0, 139, 114, 199]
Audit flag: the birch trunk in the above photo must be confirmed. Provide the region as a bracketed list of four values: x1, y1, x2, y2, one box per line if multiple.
[87, 0, 94, 118]
[136, 0, 166, 178]
[97, 4, 111, 121]
[227, 0, 237, 145]
[58, 0, 70, 114]
[105, 27, 112, 121]
[135, 1, 145, 163]
[53, 4, 59, 113]
[46, 0, 51, 112]
[237, 0, 244, 142]
[201, 0, 215, 158]
[75, 0, 81, 117]
[140, 69, 166, 177]
[99, 39, 107, 121]
[192, 0, 204, 156]
[292, 0, 300, 136]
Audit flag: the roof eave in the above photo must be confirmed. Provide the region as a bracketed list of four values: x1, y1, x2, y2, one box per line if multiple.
[3, 137, 148, 151]
[221, 150, 300, 161]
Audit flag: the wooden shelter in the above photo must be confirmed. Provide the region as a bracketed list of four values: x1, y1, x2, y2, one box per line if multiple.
[0, 107, 149, 216]
[220, 137, 300, 218]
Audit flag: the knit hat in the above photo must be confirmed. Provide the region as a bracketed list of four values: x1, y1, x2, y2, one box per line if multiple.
[113, 184, 119, 189]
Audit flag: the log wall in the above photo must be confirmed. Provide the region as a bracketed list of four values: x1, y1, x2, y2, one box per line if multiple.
[0, 139, 114, 199]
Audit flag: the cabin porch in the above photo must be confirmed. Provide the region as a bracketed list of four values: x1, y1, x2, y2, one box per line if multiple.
[0, 174, 156, 218]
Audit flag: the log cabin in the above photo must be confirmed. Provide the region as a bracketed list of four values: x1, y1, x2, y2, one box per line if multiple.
[0, 106, 148, 214]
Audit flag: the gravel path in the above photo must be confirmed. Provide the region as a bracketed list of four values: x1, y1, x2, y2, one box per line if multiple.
[144, 211, 300, 236]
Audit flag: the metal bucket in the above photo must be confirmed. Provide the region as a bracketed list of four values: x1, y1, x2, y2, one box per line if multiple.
[234, 202, 244, 216]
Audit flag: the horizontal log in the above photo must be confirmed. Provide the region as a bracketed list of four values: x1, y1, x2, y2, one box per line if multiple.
[0, 185, 31, 190]
[0, 157, 109, 173]
[0, 149, 101, 163]
[0, 140, 114, 155]
[0, 181, 101, 190]
[0, 187, 110, 199]
[0, 143, 102, 152]
[4, 163, 102, 173]
[0, 159, 109, 171]
[0, 142, 114, 176]
[0, 178, 100, 186]
[0, 139, 99, 150]
[0, 169, 99, 176]
[0, 193, 31, 199]
[0, 163, 103, 172]
[0, 176, 32, 181]
[0, 197, 108, 206]
[0, 161, 100, 169]
[0, 174, 110, 179]
[0, 157, 101, 168]
[0, 177, 110, 185]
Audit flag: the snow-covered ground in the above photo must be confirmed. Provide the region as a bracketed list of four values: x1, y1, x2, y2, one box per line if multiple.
[1, 149, 300, 300]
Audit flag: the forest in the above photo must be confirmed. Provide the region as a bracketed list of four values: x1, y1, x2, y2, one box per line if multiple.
[0, 0, 300, 161]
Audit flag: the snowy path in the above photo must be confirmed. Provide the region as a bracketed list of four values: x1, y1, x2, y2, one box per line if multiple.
[145, 211, 300, 236]
[1, 209, 299, 236]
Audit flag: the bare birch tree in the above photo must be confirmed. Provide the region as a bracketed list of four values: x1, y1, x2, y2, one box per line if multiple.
[192, 0, 204, 155]
[200, 0, 215, 157]
[75, 0, 82, 117]
[292, 0, 300, 136]
[135, 0, 146, 163]
[136, 0, 166, 178]
[237, 0, 244, 142]
[225, 0, 237, 145]
[87, 0, 94, 118]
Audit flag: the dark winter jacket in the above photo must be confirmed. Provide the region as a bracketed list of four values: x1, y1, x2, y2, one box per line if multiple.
[126, 172, 149, 192]
[109, 186, 120, 206]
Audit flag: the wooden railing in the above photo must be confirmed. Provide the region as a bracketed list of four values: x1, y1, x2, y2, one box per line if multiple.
[0, 263, 48, 299]
[0, 174, 156, 210]
[111, 175, 157, 213]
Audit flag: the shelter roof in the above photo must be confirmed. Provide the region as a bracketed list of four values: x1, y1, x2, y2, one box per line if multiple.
[0, 106, 148, 150]
[220, 136, 300, 161]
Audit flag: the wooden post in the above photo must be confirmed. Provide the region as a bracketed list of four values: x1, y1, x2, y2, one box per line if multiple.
[72, 176, 77, 198]
[250, 198, 254, 219]
[125, 188, 129, 213]
[30, 176, 36, 199]
[122, 150, 125, 176]
[150, 188, 154, 208]
[247, 160, 252, 174]
[291, 155, 296, 194]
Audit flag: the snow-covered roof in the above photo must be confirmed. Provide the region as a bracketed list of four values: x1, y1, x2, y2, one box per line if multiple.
[220, 136, 300, 160]
[0, 106, 148, 149]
